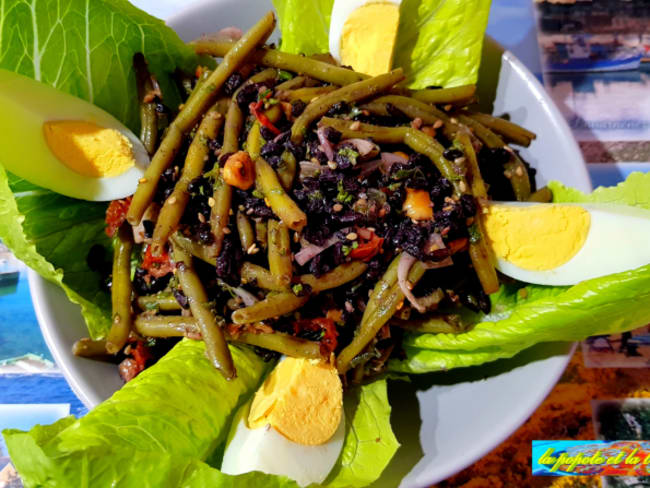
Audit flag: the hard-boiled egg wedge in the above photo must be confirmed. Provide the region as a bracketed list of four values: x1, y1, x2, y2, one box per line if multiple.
[329, 0, 402, 76]
[221, 357, 344, 487]
[0, 69, 149, 201]
[482, 201, 650, 286]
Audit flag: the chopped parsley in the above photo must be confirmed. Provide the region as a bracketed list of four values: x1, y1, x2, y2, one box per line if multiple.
[335, 180, 355, 204]
[338, 147, 359, 167]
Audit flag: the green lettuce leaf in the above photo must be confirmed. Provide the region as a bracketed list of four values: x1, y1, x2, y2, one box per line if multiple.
[0, 0, 198, 132]
[0, 166, 112, 338]
[272, 0, 491, 88]
[4, 339, 398, 488]
[325, 379, 399, 487]
[272, 0, 333, 56]
[3, 340, 270, 487]
[390, 172, 650, 374]
[393, 0, 491, 89]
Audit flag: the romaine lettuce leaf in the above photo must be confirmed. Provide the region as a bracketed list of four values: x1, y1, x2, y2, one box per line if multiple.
[393, 0, 491, 89]
[0, 0, 198, 132]
[272, 0, 333, 57]
[390, 172, 650, 374]
[272, 0, 491, 88]
[0, 166, 112, 338]
[4, 339, 398, 487]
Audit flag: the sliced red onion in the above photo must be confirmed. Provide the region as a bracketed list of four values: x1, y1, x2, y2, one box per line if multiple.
[339, 139, 379, 160]
[357, 159, 383, 179]
[380, 152, 408, 172]
[232, 286, 258, 307]
[198, 27, 243, 43]
[294, 234, 341, 266]
[317, 127, 336, 161]
[299, 160, 323, 180]
[398, 253, 426, 313]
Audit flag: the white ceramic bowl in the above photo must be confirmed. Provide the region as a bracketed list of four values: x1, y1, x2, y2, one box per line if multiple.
[29, 2, 591, 486]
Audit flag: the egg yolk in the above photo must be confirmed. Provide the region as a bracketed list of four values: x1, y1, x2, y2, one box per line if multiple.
[248, 357, 342, 446]
[43, 120, 135, 178]
[340, 2, 400, 76]
[482, 204, 591, 271]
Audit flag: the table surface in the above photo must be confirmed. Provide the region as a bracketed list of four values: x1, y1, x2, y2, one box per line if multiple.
[1, 1, 648, 487]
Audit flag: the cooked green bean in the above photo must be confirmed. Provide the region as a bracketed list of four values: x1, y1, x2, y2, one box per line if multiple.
[319, 117, 408, 144]
[134, 315, 322, 358]
[127, 13, 276, 225]
[241, 262, 285, 291]
[361, 254, 401, 320]
[192, 40, 368, 86]
[209, 176, 233, 259]
[403, 129, 467, 196]
[300, 261, 368, 293]
[134, 315, 199, 338]
[236, 210, 256, 253]
[267, 219, 292, 288]
[194, 40, 476, 107]
[206, 69, 280, 257]
[137, 292, 182, 311]
[72, 338, 111, 359]
[465, 111, 536, 147]
[246, 104, 282, 160]
[171, 240, 235, 379]
[171, 233, 216, 266]
[152, 107, 223, 251]
[275, 75, 307, 91]
[255, 220, 268, 250]
[528, 187, 553, 203]
[456, 113, 531, 201]
[455, 132, 499, 295]
[255, 157, 307, 231]
[406, 84, 476, 105]
[337, 258, 426, 374]
[134, 53, 158, 155]
[360, 95, 459, 140]
[319, 116, 465, 195]
[231, 292, 308, 324]
[277, 85, 338, 103]
[291, 69, 405, 143]
[106, 224, 134, 354]
[230, 330, 322, 359]
[277, 150, 297, 191]
[391, 314, 467, 334]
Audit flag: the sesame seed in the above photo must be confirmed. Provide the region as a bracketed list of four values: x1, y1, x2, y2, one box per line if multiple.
[411, 117, 423, 130]
[349, 121, 361, 131]
[208, 197, 215, 207]
[167, 196, 177, 204]
[327, 160, 338, 170]
[454, 157, 466, 165]
[139, 177, 148, 184]
[345, 301, 354, 313]
[406, 281, 413, 291]
[238, 205, 245, 211]
[444, 104, 453, 111]
[246, 208, 254, 215]
[459, 181, 467, 193]
[293, 232, 300, 243]
[346, 232, 358, 241]
[264, 198, 271, 207]
[247, 243, 259, 255]
[504, 170, 513, 179]
[433, 119, 443, 129]
[197, 213, 206, 223]
[515, 166, 525, 177]
[450, 117, 458, 124]
[396, 300, 404, 310]
[367, 227, 376, 232]
[223, 227, 231, 234]
[332, 203, 343, 212]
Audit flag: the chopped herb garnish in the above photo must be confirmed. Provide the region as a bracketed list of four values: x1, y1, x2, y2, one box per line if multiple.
[292, 283, 303, 295]
[468, 222, 481, 243]
[335, 180, 355, 204]
[338, 147, 359, 167]
[278, 70, 294, 81]
[252, 189, 264, 199]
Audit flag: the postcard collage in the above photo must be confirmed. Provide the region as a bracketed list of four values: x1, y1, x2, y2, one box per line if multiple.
[1, 0, 650, 486]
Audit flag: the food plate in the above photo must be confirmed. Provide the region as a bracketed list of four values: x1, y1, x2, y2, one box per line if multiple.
[29, 0, 591, 485]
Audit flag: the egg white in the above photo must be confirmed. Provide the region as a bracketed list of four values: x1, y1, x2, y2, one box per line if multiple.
[0, 69, 148, 201]
[490, 202, 650, 286]
[328, 0, 402, 64]
[221, 402, 346, 487]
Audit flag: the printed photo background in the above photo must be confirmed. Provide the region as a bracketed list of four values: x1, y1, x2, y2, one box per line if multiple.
[534, 0, 650, 160]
